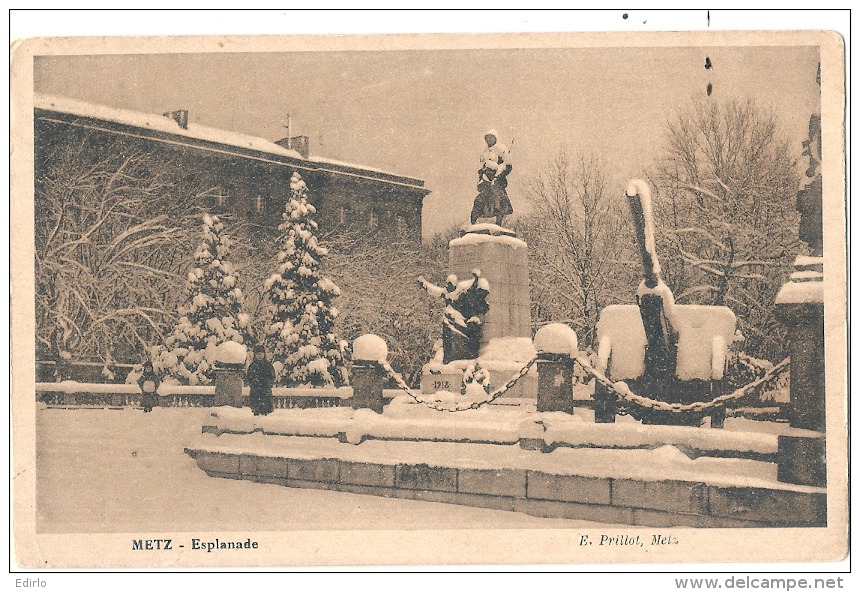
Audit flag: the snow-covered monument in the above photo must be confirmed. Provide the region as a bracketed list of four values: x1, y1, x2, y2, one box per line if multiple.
[179, 172, 825, 529]
[419, 129, 537, 400]
[773, 69, 826, 488]
[419, 223, 537, 400]
[593, 180, 736, 427]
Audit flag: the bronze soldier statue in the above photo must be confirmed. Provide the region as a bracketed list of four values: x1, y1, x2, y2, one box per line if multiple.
[418, 270, 490, 364]
[470, 129, 513, 226]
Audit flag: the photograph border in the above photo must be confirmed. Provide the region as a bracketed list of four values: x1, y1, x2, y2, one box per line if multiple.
[9, 25, 849, 569]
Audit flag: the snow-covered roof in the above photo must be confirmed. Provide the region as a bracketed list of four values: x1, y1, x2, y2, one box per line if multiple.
[35, 93, 306, 160]
[308, 155, 417, 182]
[34, 93, 427, 189]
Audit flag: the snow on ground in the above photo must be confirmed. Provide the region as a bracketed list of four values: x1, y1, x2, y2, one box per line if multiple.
[37, 381, 141, 394]
[35, 405, 620, 533]
[36, 381, 355, 399]
[209, 399, 799, 456]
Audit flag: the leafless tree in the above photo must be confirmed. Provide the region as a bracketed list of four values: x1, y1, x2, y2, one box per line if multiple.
[520, 149, 637, 348]
[651, 98, 801, 359]
[34, 133, 213, 363]
[321, 226, 453, 386]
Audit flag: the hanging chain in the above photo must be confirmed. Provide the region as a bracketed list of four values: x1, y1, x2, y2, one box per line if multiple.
[377, 351, 788, 415]
[574, 355, 791, 414]
[380, 356, 537, 413]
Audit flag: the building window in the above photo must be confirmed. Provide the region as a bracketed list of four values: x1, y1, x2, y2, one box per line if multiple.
[339, 206, 346, 225]
[254, 195, 264, 214]
[216, 190, 228, 208]
[396, 215, 406, 235]
[369, 210, 379, 229]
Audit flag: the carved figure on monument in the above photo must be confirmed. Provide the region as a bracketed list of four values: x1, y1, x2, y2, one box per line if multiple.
[418, 270, 490, 364]
[798, 111, 823, 256]
[470, 129, 513, 226]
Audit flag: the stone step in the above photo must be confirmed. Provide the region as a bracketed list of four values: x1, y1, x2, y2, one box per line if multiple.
[185, 434, 826, 528]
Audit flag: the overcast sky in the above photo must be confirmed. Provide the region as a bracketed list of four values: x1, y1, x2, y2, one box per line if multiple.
[34, 44, 820, 237]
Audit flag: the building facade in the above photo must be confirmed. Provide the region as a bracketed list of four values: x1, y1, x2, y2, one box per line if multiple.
[34, 94, 430, 242]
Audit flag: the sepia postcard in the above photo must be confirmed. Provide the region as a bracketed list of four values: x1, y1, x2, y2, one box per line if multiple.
[10, 27, 848, 569]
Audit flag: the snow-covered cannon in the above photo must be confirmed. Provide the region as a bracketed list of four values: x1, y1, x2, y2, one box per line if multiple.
[593, 180, 736, 426]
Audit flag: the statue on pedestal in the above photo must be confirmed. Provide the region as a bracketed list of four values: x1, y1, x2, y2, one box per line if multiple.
[418, 270, 490, 364]
[470, 129, 513, 226]
[774, 62, 826, 487]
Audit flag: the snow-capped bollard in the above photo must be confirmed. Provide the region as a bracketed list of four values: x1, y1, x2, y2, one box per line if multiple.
[534, 324, 578, 414]
[351, 334, 387, 414]
[214, 341, 247, 407]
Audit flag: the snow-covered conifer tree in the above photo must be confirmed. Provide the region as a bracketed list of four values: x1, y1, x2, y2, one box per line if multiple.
[154, 214, 250, 384]
[264, 173, 347, 387]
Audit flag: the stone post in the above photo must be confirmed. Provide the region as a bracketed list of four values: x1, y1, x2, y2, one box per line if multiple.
[214, 341, 247, 407]
[536, 354, 574, 414]
[533, 324, 578, 414]
[710, 377, 726, 429]
[351, 334, 388, 414]
[710, 406, 726, 429]
[776, 257, 825, 487]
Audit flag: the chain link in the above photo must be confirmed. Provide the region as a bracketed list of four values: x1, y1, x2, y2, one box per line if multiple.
[380, 356, 537, 413]
[574, 355, 790, 413]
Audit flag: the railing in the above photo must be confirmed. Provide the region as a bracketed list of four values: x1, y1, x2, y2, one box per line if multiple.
[34, 382, 394, 409]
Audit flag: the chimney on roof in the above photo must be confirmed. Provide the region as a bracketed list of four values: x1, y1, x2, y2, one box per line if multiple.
[275, 135, 310, 159]
[163, 109, 189, 130]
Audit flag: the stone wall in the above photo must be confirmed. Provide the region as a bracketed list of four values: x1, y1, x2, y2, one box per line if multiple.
[186, 448, 826, 528]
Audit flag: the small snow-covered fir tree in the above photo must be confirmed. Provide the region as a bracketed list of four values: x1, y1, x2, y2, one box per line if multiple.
[154, 214, 250, 384]
[264, 173, 347, 387]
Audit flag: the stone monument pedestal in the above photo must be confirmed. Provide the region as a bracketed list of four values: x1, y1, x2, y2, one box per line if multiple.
[775, 256, 826, 487]
[422, 224, 536, 400]
[420, 338, 538, 400]
[447, 224, 531, 348]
